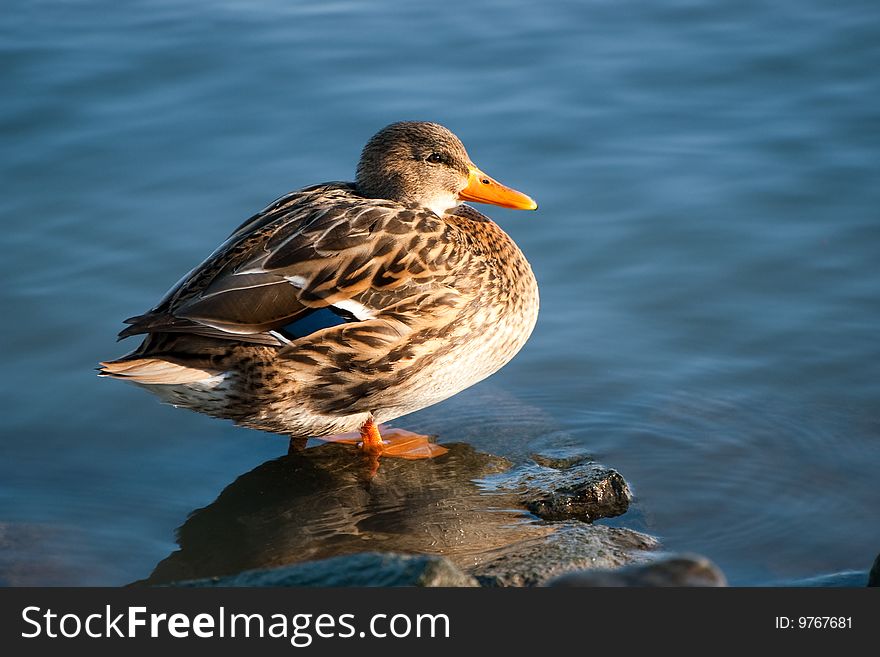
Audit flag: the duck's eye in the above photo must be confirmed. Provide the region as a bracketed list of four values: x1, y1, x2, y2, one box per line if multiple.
[426, 153, 444, 164]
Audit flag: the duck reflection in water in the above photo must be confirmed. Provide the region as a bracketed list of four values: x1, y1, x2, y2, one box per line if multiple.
[136, 441, 558, 586]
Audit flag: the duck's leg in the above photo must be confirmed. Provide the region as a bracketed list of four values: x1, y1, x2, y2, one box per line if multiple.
[358, 417, 384, 452]
[288, 435, 308, 455]
[318, 418, 448, 459]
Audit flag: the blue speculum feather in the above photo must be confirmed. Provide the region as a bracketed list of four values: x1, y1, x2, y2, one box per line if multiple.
[279, 307, 353, 339]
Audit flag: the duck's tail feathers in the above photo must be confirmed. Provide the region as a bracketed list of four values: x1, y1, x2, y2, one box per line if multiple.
[97, 357, 223, 385]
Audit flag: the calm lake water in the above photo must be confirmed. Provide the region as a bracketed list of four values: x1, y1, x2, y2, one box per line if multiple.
[2, 0, 878, 585]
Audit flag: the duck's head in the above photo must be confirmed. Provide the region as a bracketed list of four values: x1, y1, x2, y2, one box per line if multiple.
[356, 121, 537, 216]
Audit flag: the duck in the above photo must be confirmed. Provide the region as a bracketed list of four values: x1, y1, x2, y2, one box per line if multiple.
[100, 121, 539, 460]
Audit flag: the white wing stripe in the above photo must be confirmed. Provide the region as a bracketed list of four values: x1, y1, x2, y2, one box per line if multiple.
[330, 299, 375, 321]
[284, 275, 374, 321]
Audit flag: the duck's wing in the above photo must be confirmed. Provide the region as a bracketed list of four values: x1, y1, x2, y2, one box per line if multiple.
[119, 183, 469, 347]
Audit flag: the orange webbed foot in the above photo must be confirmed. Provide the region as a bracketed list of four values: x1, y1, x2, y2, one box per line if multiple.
[372, 427, 449, 459]
[316, 421, 447, 459]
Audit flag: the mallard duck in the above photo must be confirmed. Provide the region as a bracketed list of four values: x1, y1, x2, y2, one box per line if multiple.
[100, 121, 539, 459]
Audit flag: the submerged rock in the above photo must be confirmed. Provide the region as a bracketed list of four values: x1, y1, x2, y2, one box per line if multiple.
[546, 553, 727, 587]
[173, 552, 478, 588]
[469, 522, 658, 587]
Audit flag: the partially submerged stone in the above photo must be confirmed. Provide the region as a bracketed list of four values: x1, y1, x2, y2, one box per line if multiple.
[546, 553, 726, 587]
[526, 471, 630, 522]
[482, 454, 632, 522]
[172, 552, 478, 588]
[468, 522, 658, 587]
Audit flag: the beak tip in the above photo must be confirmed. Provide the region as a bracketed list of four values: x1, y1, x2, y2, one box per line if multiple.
[517, 195, 538, 211]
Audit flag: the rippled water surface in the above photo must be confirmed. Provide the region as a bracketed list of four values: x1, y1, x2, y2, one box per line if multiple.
[2, 0, 878, 585]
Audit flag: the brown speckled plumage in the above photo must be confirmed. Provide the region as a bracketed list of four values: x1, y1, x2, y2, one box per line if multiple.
[100, 122, 539, 441]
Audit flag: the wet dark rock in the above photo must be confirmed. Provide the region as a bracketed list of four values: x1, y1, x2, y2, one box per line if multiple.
[508, 457, 631, 522]
[868, 552, 879, 587]
[469, 522, 658, 587]
[546, 553, 727, 587]
[172, 552, 478, 588]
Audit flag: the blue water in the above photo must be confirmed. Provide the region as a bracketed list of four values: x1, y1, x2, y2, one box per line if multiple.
[1, 0, 878, 585]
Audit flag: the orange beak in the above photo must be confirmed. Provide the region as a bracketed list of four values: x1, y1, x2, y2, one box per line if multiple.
[458, 164, 537, 210]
